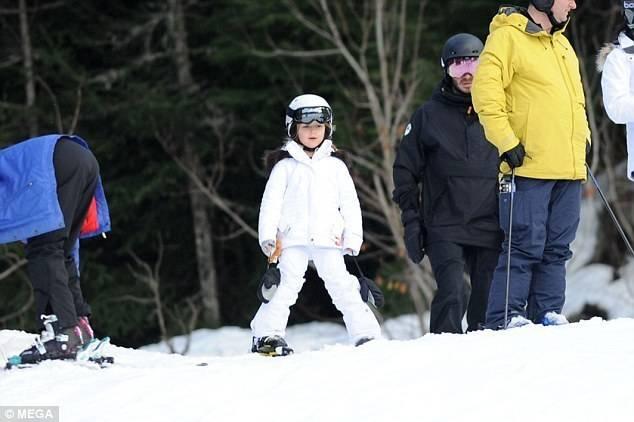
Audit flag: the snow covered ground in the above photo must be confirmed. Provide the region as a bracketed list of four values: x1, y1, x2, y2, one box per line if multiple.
[1, 196, 633, 421]
[1, 317, 633, 422]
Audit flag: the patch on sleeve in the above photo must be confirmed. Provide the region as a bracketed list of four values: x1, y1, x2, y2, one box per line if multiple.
[404, 123, 412, 136]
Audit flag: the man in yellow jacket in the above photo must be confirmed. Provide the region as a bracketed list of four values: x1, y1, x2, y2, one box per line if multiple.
[472, 0, 590, 329]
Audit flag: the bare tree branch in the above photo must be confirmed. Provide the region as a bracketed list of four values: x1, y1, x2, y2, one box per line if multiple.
[284, 0, 335, 42]
[0, 258, 27, 280]
[252, 48, 341, 58]
[36, 76, 63, 132]
[0, 273, 33, 324]
[155, 131, 258, 239]
[68, 80, 84, 135]
[0, 1, 65, 15]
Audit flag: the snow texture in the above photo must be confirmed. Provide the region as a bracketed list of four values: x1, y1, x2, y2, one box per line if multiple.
[1, 317, 634, 422]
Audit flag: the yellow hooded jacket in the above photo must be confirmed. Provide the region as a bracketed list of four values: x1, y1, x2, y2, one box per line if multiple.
[472, 6, 590, 180]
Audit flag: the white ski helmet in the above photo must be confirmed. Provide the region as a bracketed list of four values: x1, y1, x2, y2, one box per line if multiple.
[285, 94, 334, 139]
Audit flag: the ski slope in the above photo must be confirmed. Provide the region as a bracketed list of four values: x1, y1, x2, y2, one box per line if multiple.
[1, 317, 633, 422]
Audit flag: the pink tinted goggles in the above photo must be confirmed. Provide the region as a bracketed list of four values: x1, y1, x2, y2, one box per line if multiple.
[448, 57, 479, 78]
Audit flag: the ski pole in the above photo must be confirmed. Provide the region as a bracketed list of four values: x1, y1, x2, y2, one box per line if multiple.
[504, 168, 516, 330]
[586, 164, 634, 258]
[352, 256, 366, 278]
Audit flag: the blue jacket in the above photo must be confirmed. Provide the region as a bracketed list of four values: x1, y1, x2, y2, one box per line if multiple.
[0, 135, 111, 249]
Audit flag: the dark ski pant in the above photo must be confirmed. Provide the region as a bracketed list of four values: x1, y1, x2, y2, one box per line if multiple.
[25, 138, 98, 329]
[485, 177, 581, 329]
[426, 241, 500, 333]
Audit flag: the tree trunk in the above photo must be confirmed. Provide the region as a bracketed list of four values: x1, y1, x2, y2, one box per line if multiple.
[186, 146, 221, 327]
[167, 0, 221, 327]
[18, 0, 37, 136]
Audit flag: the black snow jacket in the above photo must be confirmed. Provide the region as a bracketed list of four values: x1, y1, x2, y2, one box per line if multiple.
[392, 80, 503, 249]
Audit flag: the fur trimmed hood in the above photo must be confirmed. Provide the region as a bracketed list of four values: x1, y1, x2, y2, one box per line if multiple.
[597, 32, 634, 72]
[596, 43, 616, 73]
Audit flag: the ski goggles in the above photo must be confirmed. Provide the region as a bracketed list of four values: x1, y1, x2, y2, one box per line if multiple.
[447, 57, 479, 78]
[290, 106, 332, 125]
[625, 1, 634, 29]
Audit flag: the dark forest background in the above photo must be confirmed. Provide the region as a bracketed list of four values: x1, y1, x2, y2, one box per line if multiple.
[1, 0, 631, 349]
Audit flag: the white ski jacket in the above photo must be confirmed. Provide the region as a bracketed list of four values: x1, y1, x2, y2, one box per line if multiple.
[258, 139, 363, 255]
[600, 32, 634, 181]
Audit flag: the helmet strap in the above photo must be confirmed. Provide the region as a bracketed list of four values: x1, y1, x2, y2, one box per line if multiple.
[547, 11, 567, 33]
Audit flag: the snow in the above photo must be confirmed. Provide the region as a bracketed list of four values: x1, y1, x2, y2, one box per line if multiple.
[1, 317, 634, 422]
[564, 194, 634, 319]
[565, 263, 634, 318]
[2, 196, 633, 421]
[142, 315, 425, 356]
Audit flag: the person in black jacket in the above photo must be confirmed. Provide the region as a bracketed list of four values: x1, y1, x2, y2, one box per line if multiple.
[392, 33, 503, 334]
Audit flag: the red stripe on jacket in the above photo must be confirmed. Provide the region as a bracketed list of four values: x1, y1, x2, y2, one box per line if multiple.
[80, 197, 99, 235]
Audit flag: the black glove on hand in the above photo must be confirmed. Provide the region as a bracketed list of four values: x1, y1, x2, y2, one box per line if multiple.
[404, 222, 424, 264]
[359, 275, 385, 308]
[257, 263, 281, 303]
[586, 141, 591, 165]
[501, 143, 526, 169]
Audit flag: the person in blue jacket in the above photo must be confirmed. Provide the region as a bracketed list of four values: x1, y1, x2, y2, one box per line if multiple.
[0, 134, 110, 363]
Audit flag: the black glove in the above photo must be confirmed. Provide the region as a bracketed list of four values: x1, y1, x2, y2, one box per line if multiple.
[404, 222, 424, 263]
[257, 263, 281, 303]
[586, 141, 591, 164]
[359, 275, 385, 308]
[501, 143, 526, 169]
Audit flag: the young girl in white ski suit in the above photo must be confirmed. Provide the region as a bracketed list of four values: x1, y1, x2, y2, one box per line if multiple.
[250, 94, 381, 354]
[599, 1, 634, 182]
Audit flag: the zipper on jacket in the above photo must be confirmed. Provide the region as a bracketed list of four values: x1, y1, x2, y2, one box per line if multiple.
[550, 38, 578, 178]
[465, 106, 473, 158]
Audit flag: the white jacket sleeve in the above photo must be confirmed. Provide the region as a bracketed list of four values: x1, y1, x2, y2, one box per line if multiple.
[337, 162, 363, 255]
[602, 51, 634, 124]
[258, 162, 287, 248]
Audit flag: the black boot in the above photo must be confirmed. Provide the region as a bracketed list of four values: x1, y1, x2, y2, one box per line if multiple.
[251, 335, 294, 356]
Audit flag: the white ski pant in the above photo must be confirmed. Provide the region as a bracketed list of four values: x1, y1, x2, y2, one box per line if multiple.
[250, 246, 381, 343]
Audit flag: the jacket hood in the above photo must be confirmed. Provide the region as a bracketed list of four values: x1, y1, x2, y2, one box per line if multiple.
[283, 138, 334, 163]
[596, 43, 616, 73]
[491, 6, 569, 37]
[596, 32, 634, 72]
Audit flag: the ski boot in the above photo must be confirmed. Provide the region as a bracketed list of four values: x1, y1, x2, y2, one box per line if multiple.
[251, 335, 294, 357]
[8, 315, 84, 367]
[541, 312, 569, 326]
[354, 337, 374, 347]
[506, 315, 533, 329]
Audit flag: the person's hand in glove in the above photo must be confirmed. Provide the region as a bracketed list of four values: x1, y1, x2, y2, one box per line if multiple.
[359, 275, 384, 308]
[404, 222, 424, 264]
[257, 263, 281, 303]
[501, 143, 526, 169]
[586, 140, 591, 165]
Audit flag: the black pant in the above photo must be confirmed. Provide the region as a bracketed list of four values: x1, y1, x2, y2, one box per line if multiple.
[25, 138, 98, 329]
[426, 241, 499, 334]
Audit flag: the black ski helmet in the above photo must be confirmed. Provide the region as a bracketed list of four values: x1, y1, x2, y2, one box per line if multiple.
[440, 33, 483, 69]
[529, 0, 571, 30]
[625, 1, 634, 30]
[530, 0, 554, 13]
